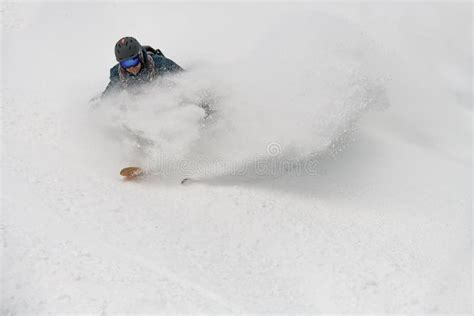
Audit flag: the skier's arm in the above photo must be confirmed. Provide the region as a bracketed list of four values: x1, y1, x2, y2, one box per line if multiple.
[163, 57, 184, 72]
[101, 66, 120, 98]
[155, 55, 184, 74]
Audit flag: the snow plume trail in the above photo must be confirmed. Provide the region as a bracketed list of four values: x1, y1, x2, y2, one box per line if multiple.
[94, 13, 388, 181]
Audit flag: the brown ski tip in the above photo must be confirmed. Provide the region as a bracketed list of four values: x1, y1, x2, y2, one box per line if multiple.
[120, 167, 144, 179]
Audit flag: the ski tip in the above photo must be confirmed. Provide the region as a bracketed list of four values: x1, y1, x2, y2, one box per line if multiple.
[181, 177, 194, 185]
[120, 167, 144, 179]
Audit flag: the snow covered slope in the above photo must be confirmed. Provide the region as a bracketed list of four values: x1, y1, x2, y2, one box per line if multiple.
[1, 2, 471, 314]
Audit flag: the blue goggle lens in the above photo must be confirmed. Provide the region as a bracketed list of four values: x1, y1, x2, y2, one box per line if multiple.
[120, 56, 140, 68]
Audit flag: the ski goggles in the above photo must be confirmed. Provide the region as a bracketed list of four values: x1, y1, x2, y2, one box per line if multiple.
[120, 56, 140, 69]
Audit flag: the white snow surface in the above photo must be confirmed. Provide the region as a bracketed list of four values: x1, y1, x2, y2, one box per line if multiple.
[1, 2, 472, 314]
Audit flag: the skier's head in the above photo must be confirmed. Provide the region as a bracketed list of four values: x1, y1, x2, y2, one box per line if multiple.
[115, 36, 143, 75]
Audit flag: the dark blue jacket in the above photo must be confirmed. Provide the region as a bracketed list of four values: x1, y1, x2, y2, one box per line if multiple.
[102, 48, 183, 97]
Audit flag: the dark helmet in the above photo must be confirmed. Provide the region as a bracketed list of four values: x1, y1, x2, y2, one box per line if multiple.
[115, 37, 142, 62]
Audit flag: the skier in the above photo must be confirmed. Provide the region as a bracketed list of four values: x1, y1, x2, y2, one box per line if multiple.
[102, 36, 183, 97]
[98, 37, 213, 180]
